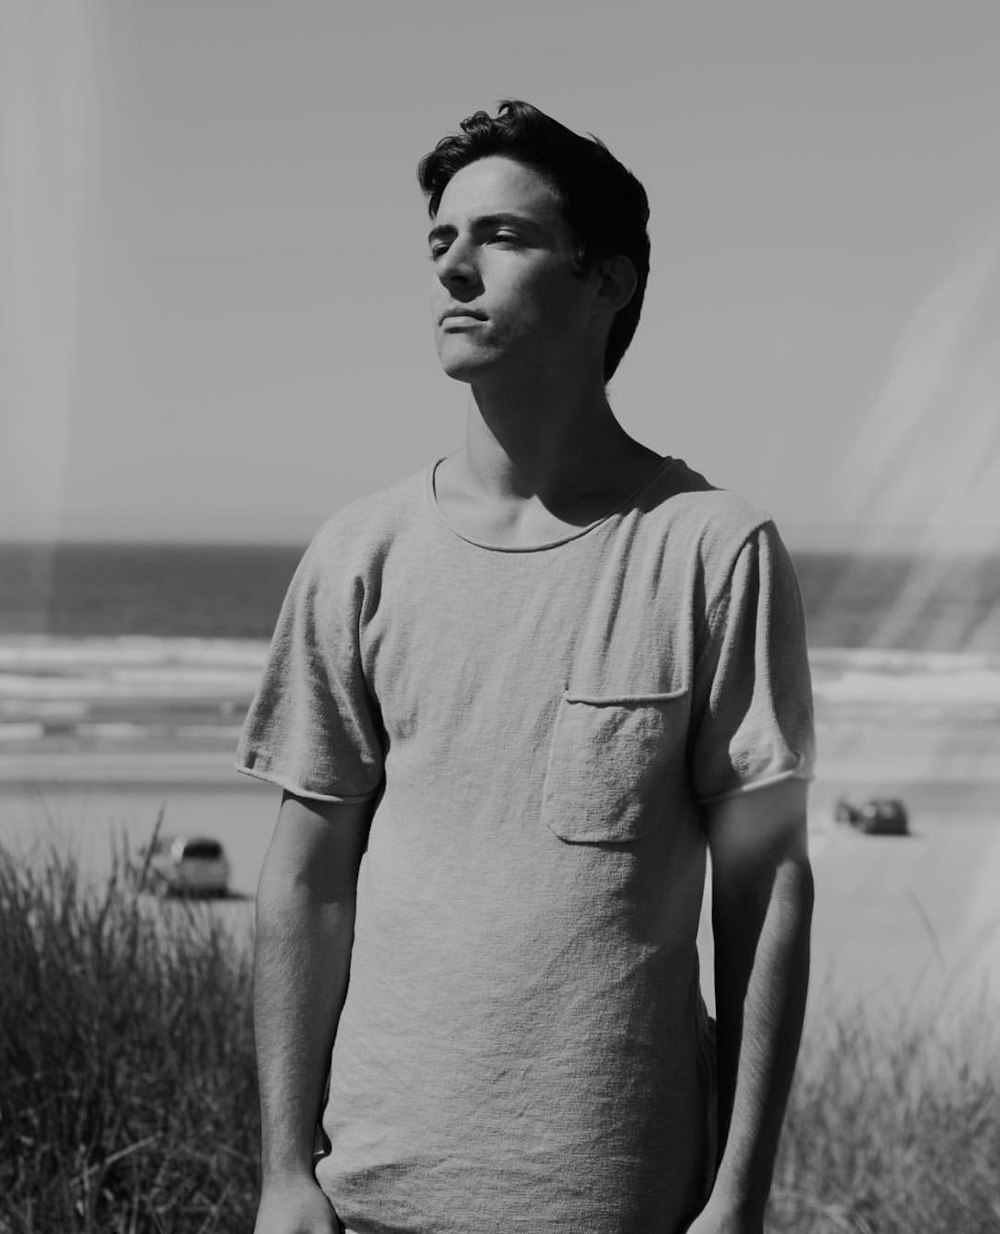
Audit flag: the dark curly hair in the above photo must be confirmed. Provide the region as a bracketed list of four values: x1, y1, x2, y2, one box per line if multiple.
[417, 100, 650, 382]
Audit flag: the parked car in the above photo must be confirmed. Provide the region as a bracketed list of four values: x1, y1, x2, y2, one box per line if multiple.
[834, 797, 909, 836]
[134, 834, 231, 896]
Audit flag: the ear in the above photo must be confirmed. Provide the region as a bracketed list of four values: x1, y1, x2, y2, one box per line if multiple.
[594, 255, 638, 316]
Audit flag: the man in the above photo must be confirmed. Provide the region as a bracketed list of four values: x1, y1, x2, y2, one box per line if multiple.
[239, 100, 815, 1234]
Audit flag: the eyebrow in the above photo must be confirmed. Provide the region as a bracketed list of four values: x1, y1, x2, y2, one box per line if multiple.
[427, 212, 541, 247]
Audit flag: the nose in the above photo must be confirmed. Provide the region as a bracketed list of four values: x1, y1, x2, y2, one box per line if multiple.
[436, 238, 481, 294]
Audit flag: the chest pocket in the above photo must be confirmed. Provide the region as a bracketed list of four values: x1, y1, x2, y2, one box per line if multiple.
[541, 689, 690, 843]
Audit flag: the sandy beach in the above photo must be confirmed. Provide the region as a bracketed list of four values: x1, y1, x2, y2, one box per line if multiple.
[2, 746, 997, 1039]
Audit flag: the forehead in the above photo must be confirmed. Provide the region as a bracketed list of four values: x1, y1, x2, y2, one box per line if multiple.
[433, 156, 564, 227]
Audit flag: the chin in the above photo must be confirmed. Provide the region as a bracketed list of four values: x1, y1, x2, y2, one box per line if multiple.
[440, 360, 486, 384]
[436, 344, 497, 384]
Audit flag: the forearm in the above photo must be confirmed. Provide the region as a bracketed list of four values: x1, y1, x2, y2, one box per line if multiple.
[254, 869, 355, 1183]
[710, 853, 813, 1221]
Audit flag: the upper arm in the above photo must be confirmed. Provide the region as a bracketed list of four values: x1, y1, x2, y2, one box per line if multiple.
[236, 535, 386, 805]
[688, 521, 815, 807]
[258, 790, 374, 905]
[705, 778, 811, 914]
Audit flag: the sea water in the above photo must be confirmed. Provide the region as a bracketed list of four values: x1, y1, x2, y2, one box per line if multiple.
[1, 542, 998, 784]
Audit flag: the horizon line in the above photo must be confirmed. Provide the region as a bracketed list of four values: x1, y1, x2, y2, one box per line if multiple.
[1, 533, 997, 559]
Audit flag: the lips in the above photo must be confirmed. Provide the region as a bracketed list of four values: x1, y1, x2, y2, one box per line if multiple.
[439, 307, 487, 325]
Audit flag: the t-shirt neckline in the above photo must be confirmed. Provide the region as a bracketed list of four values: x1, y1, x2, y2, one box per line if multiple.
[427, 455, 676, 554]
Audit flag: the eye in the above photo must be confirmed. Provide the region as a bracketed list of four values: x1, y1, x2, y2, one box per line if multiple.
[428, 242, 450, 262]
[491, 230, 522, 246]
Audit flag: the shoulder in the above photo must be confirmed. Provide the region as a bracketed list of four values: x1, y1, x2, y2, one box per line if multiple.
[278, 467, 430, 619]
[306, 466, 429, 572]
[648, 459, 784, 581]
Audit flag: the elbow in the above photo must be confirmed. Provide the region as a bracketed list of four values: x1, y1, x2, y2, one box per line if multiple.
[792, 850, 815, 920]
[776, 849, 814, 926]
[769, 852, 814, 966]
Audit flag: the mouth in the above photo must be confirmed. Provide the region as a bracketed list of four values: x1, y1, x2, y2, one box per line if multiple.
[439, 308, 488, 326]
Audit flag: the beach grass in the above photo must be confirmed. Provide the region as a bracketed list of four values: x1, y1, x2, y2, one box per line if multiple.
[2, 838, 998, 1233]
[772, 1002, 1000, 1232]
[0, 828, 258, 1233]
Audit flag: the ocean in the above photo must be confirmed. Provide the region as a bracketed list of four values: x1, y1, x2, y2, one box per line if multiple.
[1, 542, 999, 784]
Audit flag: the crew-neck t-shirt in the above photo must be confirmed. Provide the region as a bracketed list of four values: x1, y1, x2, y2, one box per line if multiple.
[236, 456, 815, 1234]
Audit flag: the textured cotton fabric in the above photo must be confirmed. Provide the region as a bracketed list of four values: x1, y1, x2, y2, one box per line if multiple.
[237, 457, 815, 1234]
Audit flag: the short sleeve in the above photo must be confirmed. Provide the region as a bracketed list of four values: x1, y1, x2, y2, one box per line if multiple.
[688, 521, 815, 804]
[235, 539, 385, 802]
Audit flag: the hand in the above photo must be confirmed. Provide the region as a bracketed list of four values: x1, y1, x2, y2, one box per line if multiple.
[253, 1175, 343, 1234]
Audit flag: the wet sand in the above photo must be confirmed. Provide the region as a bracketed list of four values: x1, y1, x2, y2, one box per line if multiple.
[2, 754, 998, 1030]
[805, 798, 1000, 1026]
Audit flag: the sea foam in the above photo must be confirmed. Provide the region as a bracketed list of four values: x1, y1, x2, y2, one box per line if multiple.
[2, 636, 998, 727]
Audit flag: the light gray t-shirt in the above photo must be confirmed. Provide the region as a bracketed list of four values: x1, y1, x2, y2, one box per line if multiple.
[237, 457, 815, 1234]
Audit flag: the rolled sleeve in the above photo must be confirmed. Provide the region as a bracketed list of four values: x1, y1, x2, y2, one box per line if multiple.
[236, 539, 384, 802]
[689, 521, 815, 805]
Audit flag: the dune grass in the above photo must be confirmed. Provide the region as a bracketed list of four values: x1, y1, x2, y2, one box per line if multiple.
[772, 1001, 1000, 1232]
[2, 837, 998, 1233]
[0, 830, 257, 1233]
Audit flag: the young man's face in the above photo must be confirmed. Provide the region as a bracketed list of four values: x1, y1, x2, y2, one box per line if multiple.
[428, 156, 604, 384]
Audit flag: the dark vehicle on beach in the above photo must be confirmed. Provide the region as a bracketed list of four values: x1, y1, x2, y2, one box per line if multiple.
[834, 797, 909, 836]
[134, 834, 231, 896]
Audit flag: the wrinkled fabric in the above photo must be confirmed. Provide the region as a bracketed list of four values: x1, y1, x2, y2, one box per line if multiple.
[237, 457, 815, 1234]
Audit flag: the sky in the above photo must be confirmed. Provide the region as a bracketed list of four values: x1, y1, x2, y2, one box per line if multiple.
[2, 1, 999, 551]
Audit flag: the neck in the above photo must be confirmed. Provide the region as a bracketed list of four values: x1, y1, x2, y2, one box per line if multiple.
[461, 360, 647, 508]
